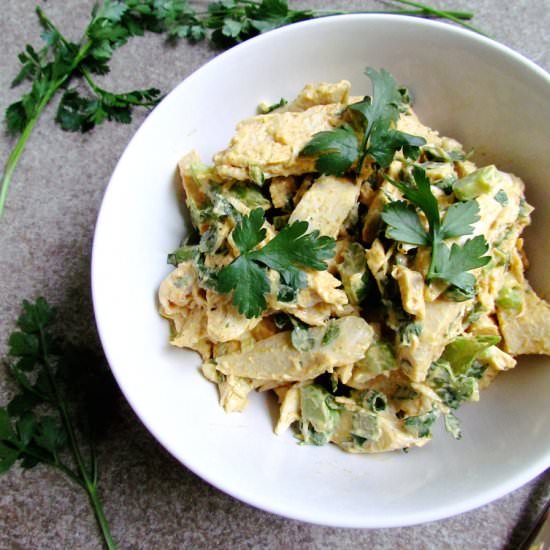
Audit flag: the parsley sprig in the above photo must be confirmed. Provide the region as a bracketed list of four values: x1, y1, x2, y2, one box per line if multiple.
[2, 1, 480, 221]
[301, 68, 426, 175]
[0, 298, 117, 549]
[188, 0, 481, 47]
[217, 208, 335, 318]
[381, 166, 490, 295]
[2, 1, 177, 219]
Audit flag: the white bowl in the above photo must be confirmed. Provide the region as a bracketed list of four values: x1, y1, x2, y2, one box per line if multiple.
[92, 15, 550, 527]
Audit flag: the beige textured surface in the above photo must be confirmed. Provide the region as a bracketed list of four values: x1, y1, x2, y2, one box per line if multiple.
[1, 1, 549, 548]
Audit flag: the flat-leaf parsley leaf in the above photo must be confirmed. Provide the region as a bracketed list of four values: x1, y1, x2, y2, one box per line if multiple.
[217, 208, 335, 318]
[381, 166, 490, 293]
[300, 67, 426, 175]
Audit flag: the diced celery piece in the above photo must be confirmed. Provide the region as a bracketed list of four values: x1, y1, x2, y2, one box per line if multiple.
[355, 341, 396, 377]
[228, 183, 271, 210]
[453, 165, 500, 200]
[351, 410, 381, 441]
[300, 385, 338, 435]
[338, 242, 368, 305]
[441, 334, 500, 375]
[496, 286, 523, 311]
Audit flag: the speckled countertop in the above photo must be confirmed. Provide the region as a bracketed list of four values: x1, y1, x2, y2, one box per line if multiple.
[1, 1, 549, 548]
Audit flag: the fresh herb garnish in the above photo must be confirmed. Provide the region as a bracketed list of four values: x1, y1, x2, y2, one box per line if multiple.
[217, 208, 335, 317]
[2, 1, 179, 219]
[194, 0, 481, 47]
[301, 68, 426, 175]
[301, 125, 360, 176]
[444, 411, 462, 439]
[0, 298, 117, 549]
[381, 166, 490, 293]
[1, 1, 480, 221]
[403, 407, 439, 438]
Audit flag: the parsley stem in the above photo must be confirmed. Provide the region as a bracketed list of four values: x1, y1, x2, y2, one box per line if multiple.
[38, 326, 116, 550]
[312, 9, 474, 20]
[391, 0, 487, 35]
[356, 125, 373, 176]
[427, 238, 441, 281]
[0, 92, 50, 220]
[87, 482, 116, 550]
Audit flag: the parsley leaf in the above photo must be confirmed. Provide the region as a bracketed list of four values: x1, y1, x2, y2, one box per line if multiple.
[300, 125, 359, 176]
[349, 67, 402, 135]
[55, 86, 162, 132]
[439, 200, 480, 240]
[217, 255, 271, 318]
[217, 208, 335, 318]
[382, 201, 429, 246]
[382, 166, 490, 292]
[1, 298, 119, 548]
[367, 124, 425, 167]
[431, 235, 490, 293]
[231, 207, 266, 252]
[252, 221, 335, 271]
[1, 3, 480, 220]
[388, 165, 440, 227]
[301, 67, 426, 176]
[349, 67, 426, 169]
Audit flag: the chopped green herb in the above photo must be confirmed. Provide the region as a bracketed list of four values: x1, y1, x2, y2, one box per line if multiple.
[259, 97, 288, 113]
[427, 358, 486, 409]
[360, 389, 388, 413]
[444, 412, 462, 439]
[404, 408, 439, 438]
[382, 166, 490, 293]
[400, 320, 423, 345]
[291, 325, 316, 352]
[216, 208, 335, 317]
[494, 189, 509, 206]
[321, 322, 340, 346]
